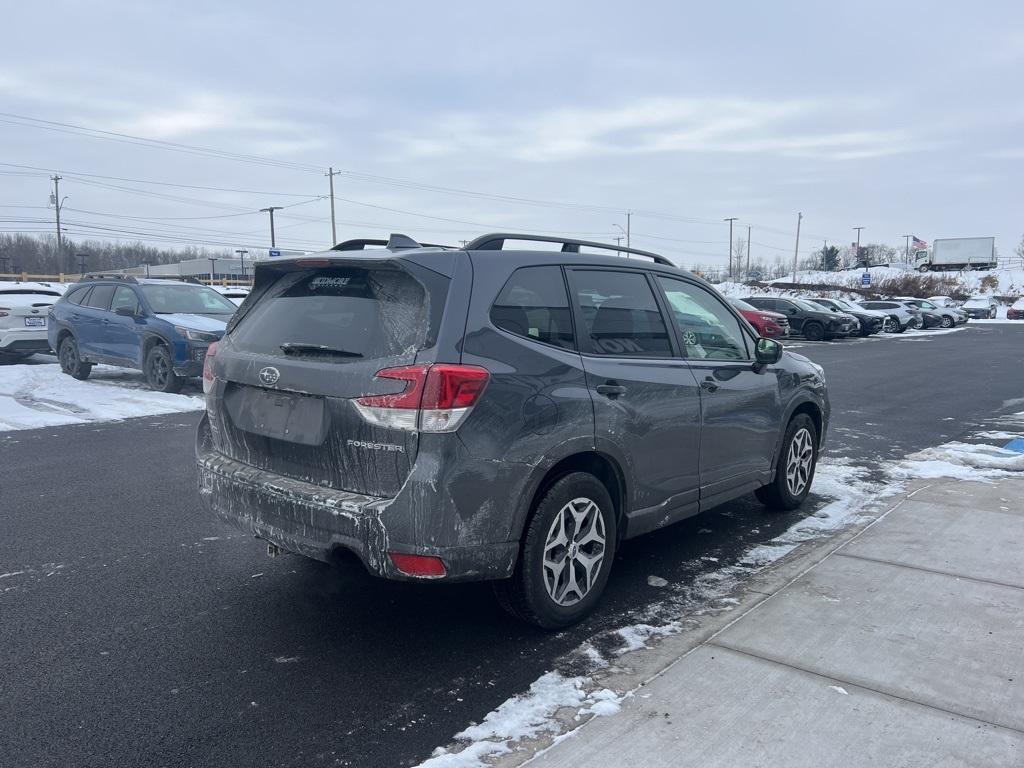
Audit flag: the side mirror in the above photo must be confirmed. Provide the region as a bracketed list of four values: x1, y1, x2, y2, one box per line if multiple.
[114, 306, 138, 317]
[755, 337, 783, 367]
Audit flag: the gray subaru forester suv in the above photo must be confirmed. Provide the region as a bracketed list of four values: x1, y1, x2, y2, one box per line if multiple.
[197, 233, 829, 628]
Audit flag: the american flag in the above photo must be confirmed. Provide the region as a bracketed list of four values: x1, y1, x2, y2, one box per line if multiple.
[912, 236, 927, 250]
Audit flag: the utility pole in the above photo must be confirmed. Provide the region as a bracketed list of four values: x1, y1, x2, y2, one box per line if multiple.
[746, 224, 752, 279]
[235, 249, 249, 279]
[901, 233, 911, 264]
[823, 240, 828, 271]
[51, 175, 65, 260]
[792, 212, 803, 282]
[723, 217, 738, 279]
[326, 167, 341, 246]
[260, 206, 283, 248]
[853, 226, 865, 267]
[625, 211, 631, 251]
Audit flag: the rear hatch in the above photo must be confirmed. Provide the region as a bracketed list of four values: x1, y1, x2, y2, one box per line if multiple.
[207, 258, 450, 498]
[0, 295, 56, 330]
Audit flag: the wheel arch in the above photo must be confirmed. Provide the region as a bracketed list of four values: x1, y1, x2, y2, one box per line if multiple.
[770, 396, 825, 476]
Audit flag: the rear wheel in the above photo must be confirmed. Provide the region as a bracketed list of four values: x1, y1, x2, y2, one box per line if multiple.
[940, 315, 954, 328]
[145, 345, 184, 393]
[756, 414, 819, 511]
[58, 336, 92, 380]
[802, 322, 825, 341]
[494, 472, 616, 629]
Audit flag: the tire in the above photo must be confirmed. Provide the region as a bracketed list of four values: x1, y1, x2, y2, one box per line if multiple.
[940, 315, 954, 328]
[802, 321, 825, 341]
[144, 344, 184, 393]
[494, 472, 616, 629]
[58, 336, 93, 380]
[756, 413, 819, 511]
[918, 265, 929, 273]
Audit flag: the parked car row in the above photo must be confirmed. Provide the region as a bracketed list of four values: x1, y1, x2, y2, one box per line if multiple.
[732, 293, 973, 342]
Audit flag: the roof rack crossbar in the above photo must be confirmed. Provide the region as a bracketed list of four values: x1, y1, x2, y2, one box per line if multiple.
[463, 233, 673, 266]
[81, 273, 138, 282]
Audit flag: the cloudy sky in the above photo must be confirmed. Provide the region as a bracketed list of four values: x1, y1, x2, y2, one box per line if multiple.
[1, 0, 1022, 267]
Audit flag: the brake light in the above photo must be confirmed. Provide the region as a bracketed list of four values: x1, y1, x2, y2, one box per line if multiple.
[354, 363, 489, 432]
[389, 552, 447, 578]
[202, 341, 218, 395]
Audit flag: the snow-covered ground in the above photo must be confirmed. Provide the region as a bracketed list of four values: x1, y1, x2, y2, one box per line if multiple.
[417, 422, 1024, 768]
[0, 360, 203, 432]
[757, 265, 1024, 296]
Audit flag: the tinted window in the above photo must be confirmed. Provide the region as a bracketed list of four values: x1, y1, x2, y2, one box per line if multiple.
[746, 297, 775, 310]
[141, 284, 237, 314]
[657, 277, 749, 360]
[230, 266, 438, 360]
[65, 286, 90, 305]
[490, 266, 574, 350]
[84, 284, 115, 310]
[571, 270, 671, 357]
[111, 286, 141, 315]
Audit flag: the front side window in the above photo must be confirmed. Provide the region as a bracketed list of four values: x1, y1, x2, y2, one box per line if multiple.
[111, 286, 141, 315]
[570, 270, 672, 357]
[657, 277, 750, 360]
[490, 266, 574, 350]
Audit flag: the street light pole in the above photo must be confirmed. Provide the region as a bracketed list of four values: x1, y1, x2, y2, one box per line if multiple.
[746, 224, 752, 279]
[724, 217, 738, 279]
[260, 206, 283, 248]
[854, 226, 865, 267]
[792, 212, 803, 282]
[235, 249, 249, 279]
[326, 168, 341, 246]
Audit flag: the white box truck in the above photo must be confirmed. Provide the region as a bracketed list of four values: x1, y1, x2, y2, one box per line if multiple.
[913, 237, 996, 272]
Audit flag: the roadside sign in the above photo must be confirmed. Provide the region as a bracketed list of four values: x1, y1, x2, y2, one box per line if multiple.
[269, 249, 282, 258]
[861, 272, 871, 286]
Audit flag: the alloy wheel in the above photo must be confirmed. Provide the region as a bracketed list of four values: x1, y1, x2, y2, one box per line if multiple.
[785, 427, 814, 497]
[542, 497, 606, 607]
[149, 352, 170, 388]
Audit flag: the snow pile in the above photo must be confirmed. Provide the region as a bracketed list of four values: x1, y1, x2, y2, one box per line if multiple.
[894, 441, 1024, 481]
[418, 673, 623, 768]
[614, 622, 683, 655]
[0, 362, 203, 431]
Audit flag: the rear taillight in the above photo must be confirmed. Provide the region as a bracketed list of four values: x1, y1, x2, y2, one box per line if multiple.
[202, 341, 218, 395]
[0, 308, 9, 318]
[354, 363, 489, 433]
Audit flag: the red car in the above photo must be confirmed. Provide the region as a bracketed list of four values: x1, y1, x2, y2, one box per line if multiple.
[1008, 298, 1024, 320]
[729, 297, 790, 338]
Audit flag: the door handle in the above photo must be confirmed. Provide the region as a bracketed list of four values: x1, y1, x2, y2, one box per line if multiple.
[700, 378, 719, 393]
[596, 382, 627, 398]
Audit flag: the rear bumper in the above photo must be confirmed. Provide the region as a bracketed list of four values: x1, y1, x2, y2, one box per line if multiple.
[195, 417, 518, 581]
[0, 328, 51, 353]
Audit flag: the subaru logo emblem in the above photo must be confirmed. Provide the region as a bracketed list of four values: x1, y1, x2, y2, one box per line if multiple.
[259, 366, 280, 386]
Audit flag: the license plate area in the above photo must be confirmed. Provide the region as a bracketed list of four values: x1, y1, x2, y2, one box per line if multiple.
[224, 385, 329, 446]
[24, 317, 46, 327]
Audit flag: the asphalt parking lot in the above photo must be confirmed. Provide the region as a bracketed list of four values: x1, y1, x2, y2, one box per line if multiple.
[2, 324, 1022, 768]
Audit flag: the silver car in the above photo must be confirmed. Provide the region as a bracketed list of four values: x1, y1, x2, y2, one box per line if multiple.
[857, 300, 919, 332]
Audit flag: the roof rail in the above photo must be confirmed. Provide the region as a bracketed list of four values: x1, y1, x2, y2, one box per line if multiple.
[331, 233, 453, 252]
[82, 273, 138, 282]
[463, 233, 674, 266]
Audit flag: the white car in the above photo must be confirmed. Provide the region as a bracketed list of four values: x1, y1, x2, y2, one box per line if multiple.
[0, 282, 64, 362]
[211, 285, 250, 306]
[926, 295, 957, 308]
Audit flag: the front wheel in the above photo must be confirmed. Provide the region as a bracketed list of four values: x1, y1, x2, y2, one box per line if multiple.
[756, 414, 819, 511]
[802, 322, 825, 341]
[58, 336, 92, 380]
[918, 265, 929, 273]
[494, 472, 616, 629]
[145, 345, 184, 393]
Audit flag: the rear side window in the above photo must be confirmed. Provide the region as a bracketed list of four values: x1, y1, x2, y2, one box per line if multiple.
[490, 266, 574, 350]
[230, 266, 437, 360]
[84, 284, 115, 310]
[570, 270, 672, 357]
[65, 286, 90, 305]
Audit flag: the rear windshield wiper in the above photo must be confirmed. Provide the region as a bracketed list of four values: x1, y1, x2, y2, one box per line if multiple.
[279, 342, 363, 358]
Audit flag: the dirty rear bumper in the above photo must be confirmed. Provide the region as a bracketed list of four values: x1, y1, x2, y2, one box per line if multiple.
[195, 418, 519, 582]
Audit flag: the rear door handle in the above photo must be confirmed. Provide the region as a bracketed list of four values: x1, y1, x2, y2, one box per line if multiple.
[596, 382, 627, 398]
[700, 378, 719, 393]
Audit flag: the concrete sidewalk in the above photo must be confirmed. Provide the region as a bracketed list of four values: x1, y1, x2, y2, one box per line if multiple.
[531, 478, 1024, 767]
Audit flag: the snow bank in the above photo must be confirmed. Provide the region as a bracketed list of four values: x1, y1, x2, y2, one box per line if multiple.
[0, 362, 203, 431]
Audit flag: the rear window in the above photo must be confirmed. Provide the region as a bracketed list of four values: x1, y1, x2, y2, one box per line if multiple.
[230, 266, 438, 360]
